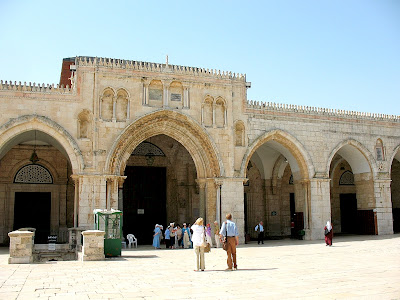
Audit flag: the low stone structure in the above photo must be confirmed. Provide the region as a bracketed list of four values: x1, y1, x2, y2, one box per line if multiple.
[8, 230, 34, 264]
[81, 230, 105, 261]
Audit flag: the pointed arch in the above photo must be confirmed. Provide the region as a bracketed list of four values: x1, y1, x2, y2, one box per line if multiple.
[106, 110, 224, 178]
[240, 129, 314, 180]
[0, 115, 84, 173]
[326, 139, 377, 177]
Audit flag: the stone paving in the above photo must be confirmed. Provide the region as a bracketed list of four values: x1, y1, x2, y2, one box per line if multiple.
[0, 234, 399, 300]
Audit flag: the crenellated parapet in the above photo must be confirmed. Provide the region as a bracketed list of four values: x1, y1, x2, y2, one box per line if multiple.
[76, 56, 246, 81]
[246, 100, 400, 122]
[0, 80, 73, 94]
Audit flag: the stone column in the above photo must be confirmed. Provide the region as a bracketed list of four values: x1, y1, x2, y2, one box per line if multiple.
[81, 230, 105, 261]
[71, 175, 79, 228]
[220, 178, 246, 244]
[197, 179, 206, 219]
[183, 84, 190, 108]
[142, 80, 150, 105]
[162, 80, 171, 107]
[112, 96, 117, 122]
[308, 178, 331, 240]
[77, 175, 107, 230]
[212, 103, 216, 128]
[8, 230, 34, 264]
[374, 179, 394, 235]
[215, 180, 223, 224]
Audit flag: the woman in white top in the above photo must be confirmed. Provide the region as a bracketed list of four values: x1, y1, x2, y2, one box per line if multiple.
[191, 217, 206, 271]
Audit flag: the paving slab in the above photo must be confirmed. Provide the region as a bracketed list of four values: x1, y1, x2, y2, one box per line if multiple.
[0, 235, 399, 299]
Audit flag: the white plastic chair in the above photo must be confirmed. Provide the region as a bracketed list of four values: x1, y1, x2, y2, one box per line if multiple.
[126, 234, 137, 248]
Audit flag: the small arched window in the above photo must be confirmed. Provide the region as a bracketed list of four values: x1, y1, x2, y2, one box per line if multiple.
[14, 164, 53, 184]
[78, 110, 91, 139]
[202, 97, 213, 127]
[234, 121, 245, 146]
[215, 97, 226, 128]
[375, 139, 385, 161]
[339, 170, 354, 185]
[116, 89, 129, 121]
[100, 88, 114, 121]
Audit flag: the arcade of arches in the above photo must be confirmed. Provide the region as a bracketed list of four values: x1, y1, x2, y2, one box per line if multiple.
[0, 56, 399, 245]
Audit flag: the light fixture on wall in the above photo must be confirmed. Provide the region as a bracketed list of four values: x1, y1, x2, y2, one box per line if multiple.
[29, 130, 40, 164]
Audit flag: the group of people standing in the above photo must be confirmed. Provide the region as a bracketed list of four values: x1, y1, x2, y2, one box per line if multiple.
[151, 213, 239, 271]
[152, 221, 222, 250]
[152, 216, 334, 271]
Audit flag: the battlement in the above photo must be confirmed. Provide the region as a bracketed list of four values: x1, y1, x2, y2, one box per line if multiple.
[246, 100, 400, 122]
[0, 80, 73, 94]
[75, 56, 247, 81]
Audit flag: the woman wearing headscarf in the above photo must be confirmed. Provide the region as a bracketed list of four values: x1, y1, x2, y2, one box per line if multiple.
[191, 218, 206, 271]
[182, 223, 191, 249]
[205, 223, 213, 247]
[324, 221, 333, 246]
[152, 224, 161, 249]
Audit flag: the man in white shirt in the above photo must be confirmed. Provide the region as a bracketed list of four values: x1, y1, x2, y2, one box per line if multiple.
[255, 221, 264, 245]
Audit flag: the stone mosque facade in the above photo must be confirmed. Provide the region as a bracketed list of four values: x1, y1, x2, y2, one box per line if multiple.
[0, 56, 399, 244]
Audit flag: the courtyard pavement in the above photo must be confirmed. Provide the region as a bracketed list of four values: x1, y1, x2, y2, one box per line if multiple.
[0, 234, 399, 300]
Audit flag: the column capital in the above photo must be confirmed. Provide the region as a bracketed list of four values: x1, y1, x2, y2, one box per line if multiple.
[195, 178, 207, 188]
[141, 77, 151, 86]
[161, 79, 172, 88]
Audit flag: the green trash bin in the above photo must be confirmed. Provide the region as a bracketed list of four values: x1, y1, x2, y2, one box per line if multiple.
[94, 209, 123, 257]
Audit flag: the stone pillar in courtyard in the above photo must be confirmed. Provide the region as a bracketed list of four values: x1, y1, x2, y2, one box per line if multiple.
[374, 178, 394, 235]
[81, 230, 105, 261]
[220, 178, 246, 244]
[77, 175, 107, 230]
[308, 178, 331, 240]
[8, 230, 34, 264]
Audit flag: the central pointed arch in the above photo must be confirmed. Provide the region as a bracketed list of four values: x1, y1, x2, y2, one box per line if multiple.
[106, 110, 223, 178]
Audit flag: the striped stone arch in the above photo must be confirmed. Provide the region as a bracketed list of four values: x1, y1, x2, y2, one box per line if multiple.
[0, 114, 84, 173]
[240, 129, 314, 180]
[326, 139, 377, 177]
[106, 110, 224, 178]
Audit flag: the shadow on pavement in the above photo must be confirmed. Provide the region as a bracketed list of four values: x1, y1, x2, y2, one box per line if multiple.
[204, 268, 278, 272]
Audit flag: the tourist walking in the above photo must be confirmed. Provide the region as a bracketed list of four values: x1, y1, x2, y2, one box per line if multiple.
[255, 221, 264, 244]
[152, 224, 161, 249]
[324, 221, 333, 246]
[205, 223, 213, 247]
[220, 213, 239, 271]
[182, 223, 191, 249]
[213, 221, 221, 248]
[191, 218, 206, 271]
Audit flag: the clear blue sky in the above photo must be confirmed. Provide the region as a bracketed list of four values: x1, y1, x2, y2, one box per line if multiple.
[0, 0, 399, 115]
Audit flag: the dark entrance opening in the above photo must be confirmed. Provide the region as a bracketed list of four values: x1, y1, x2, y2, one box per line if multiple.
[123, 166, 166, 244]
[340, 193, 357, 233]
[393, 208, 400, 233]
[13, 192, 51, 243]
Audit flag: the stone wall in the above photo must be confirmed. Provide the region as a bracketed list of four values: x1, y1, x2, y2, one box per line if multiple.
[0, 56, 398, 242]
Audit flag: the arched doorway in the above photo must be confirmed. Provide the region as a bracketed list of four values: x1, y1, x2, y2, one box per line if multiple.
[0, 115, 83, 244]
[328, 141, 376, 235]
[123, 135, 198, 244]
[391, 147, 400, 233]
[0, 130, 77, 244]
[106, 111, 222, 244]
[241, 130, 312, 240]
